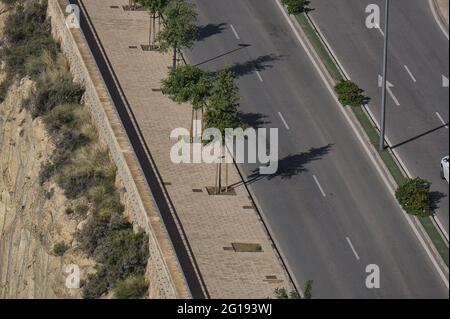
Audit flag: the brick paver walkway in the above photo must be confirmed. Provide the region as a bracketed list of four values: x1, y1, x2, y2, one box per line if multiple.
[81, 0, 292, 298]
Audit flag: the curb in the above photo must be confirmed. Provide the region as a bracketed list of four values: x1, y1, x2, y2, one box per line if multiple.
[430, 0, 450, 39]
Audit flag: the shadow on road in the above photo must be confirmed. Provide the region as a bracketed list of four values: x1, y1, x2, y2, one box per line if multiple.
[239, 112, 271, 128]
[238, 144, 333, 187]
[229, 54, 284, 78]
[430, 191, 447, 210]
[196, 23, 227, 42]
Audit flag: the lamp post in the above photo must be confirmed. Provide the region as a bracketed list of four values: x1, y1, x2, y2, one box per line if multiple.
[379, 0, 390, 151]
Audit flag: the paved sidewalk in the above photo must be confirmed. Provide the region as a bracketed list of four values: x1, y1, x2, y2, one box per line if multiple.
[81, 0, 292, 298]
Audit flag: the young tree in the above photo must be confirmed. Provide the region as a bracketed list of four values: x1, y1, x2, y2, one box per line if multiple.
[137, 0, 168, 48]
[161, 64, 211, 139]
[281, 0, 306, 14]
[395, 177, 433, 217]
[204, 67, 244, 194]
[157, 0, 197, 69]
[334, 80, 365, 107]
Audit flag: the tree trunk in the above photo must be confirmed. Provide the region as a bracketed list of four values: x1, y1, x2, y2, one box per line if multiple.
[173, 45, 177, 69]
[190, 108, 194, 143]
[152, 13, 157, 46]
[225, 161, 229, 193]
[218, 159, 222, 194]
[149, 16, 152, 46]
[215, 162, 219, 194]
[158, 13, 161, 34]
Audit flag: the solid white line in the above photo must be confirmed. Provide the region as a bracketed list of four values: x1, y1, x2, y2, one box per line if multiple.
[346, 237, 360, 261]
[312, 175, 326, 197]
[255, 70, 263, 82]
[436, 112, 449, 128]
[230, 24, 240, 40]
[404, 65, 417, 82]
[274, 0, 449, 288]
[375, 23, 385, 37]
[278, 112, 290, 130]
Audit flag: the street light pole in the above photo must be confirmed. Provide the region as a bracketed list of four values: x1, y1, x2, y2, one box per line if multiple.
[379, 0, 390, 151]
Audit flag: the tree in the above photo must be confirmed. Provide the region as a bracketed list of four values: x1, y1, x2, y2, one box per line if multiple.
[204, 67, 244, 194]
[161, 64, 211, 139]
[395, 177, 433, 217]
[137, 0, 168, 48]
[157, 0, 197, 69]
[53, 241, 69, 256]
[334, 80, 365, 107]
[281, 0, 306, 14]
[303, 280, 313, 299]
[274, 287, 301, 299]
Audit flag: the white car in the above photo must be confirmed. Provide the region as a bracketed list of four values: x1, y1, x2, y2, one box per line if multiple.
[440, 156, 449, 183]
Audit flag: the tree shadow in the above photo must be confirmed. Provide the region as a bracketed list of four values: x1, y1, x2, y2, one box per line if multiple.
[228, 54, 284, 78]
[239, 112, 271, 128]
[430, 191, 447, 210]
[196, 23, 228, 42]
[244, 143, 333, 186]
[304, 1, 315, 13]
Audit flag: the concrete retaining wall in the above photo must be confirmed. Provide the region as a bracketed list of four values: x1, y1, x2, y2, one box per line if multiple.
[47, 0, 191, 299]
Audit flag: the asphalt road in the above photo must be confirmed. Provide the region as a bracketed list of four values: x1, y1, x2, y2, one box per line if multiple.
[185, 0, 449, 298]
[309, 0, 450, 236]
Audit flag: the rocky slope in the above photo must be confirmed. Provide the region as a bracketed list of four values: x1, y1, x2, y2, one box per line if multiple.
[0, 75, 95, 298]
[0, 7, 94, 298]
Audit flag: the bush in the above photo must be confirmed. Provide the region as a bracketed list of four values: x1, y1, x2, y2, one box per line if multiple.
[31, 76, 84, 118]
[0, 1, 59, 80]
[82, 270, 109, 299]
[56, 148, 116, 199]
[334, 80, 365, 107]
[96, 229, 149, 284]
[74, 203, 89, 217]
[281, 0, 306, 14]
[395, 177, 432, 217]
[78, 213, 149, 296]
[113, 275, 148, 299]
[53, 241, 69, 256]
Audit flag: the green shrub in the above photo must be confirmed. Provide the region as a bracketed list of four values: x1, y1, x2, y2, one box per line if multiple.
[113, 275, 148, 299]
[82, 270, 108, 299]
[334, 80, 365, 107]
[281, 0, 306, 14]
[53, 241, 69, 256]
[42, 104, 78, 134]
[0, 0, 58, 80]
[78, 214, 149, 296]
[56, 148, 115, 199]
[395, 177, 432, 217]
[74, 203, 89, 217]
[31, 76, 84, 118]
[96, 229, 149, 284]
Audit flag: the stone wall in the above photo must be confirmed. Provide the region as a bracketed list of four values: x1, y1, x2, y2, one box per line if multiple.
[47, 0, 191, 299]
